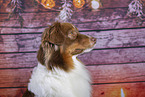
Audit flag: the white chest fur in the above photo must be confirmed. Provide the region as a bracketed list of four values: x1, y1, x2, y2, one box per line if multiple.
[28, 56, 92, 97]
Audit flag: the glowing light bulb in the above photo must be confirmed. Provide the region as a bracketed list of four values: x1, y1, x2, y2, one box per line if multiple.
[121, 88, 125, 97]
[78, 0, 81, 3]
[91, 0, 100, 10]
[47, 4, 49, 6]
[37, 0, 55, 9]
[73, 0, 85, 8]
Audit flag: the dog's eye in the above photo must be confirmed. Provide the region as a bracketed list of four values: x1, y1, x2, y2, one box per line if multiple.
[69, 31, 73, 35]
[68, 31, 77, 40]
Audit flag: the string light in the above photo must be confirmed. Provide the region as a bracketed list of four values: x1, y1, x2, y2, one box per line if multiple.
[37, 0, 55, 9]
[73, 0, 85, 8]
[91, 0, 100, 10]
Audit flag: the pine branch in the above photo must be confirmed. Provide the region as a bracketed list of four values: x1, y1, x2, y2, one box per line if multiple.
[8, 0, 24, 27]
[55, 0, 73, 22]
[127, 0, 144, 25]
[127, 0, 144, 17]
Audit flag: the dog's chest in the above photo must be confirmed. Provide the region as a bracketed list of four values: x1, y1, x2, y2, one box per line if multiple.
[28, 56, 91, 97]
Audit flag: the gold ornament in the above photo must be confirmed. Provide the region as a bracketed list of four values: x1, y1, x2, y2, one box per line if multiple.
[37, 0, 55, 9]
[73, 0, 85, 8]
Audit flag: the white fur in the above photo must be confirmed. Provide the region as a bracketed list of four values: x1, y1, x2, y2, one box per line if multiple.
[28, 56, 92, 97]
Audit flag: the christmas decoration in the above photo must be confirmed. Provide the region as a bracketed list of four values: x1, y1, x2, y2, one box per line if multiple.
[127, 0, 144, 17]
[55, 0, 73, 22]
[8, 0, 24, 27]
[73, 0, 85, 8]
[36, 0, 55, 9]
[91, 0, 100, 10]
[127, 0, 144, 25]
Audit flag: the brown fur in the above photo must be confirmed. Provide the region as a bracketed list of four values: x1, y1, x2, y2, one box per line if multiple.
[37, 22, 96, 72]
[23, 22, 96, 96]
[37, 45, 45, 65]
[23, 89, 34, 97]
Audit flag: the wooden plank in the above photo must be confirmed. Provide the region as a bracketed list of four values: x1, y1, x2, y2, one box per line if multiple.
[1, 8, 145, 31]
[87, 63, 145, 84]
[0, 68, 32, 88]
[1, 8, 126, 26]
[0, 0, 11, 13]
[79, 48, 145, 65]
[92, 82, 145, 97]
[1, 28, 145, 52]
[22, 0, 132, 12]
[2, 0, 144, 13]
[0, 0, 133, 13]
[1, 82, 145, 97]
[100, 0, 130, 8]
[1, 17, 145, 33]
[0, 63, 145, 87]
[0, 27, 45, 34]
[74, 18, 145, 30]
[0, 34, 41, 52]
[0, 47, 145, 68]
[0, 88, 26, 97]
[0, 12, 57, 27]
[80, 29, 145, 49]
[0, 53, 37, 68]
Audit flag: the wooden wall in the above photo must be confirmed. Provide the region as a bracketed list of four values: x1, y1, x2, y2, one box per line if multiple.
[0, 0, 145, 96]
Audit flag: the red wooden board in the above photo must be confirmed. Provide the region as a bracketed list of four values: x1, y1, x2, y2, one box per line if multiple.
[1, 82, 145, 97]
[0, 63, 145, 88]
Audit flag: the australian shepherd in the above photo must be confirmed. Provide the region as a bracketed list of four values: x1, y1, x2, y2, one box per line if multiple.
[23, 22, 96, 97]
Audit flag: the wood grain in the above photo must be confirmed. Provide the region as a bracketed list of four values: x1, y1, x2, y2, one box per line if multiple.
[0, 63, 145, 88]
[0, 12, 57, 27]
[0, 27, 44, 34]
[1, 0, 144, 13]
[0, 0, 133, 13]
[1, 8, 145, 31]
[0, 88, 26, 97]
[1, 82, 145, 97]
[79, 47, 145, 65]
[87, 63, 145, 84]
[92, 82, 145, 97]
[0, 68, 32, 87]
[0, 53, 37, 68]
[0, 34, 41, 52]
[1, 28, 145, 52]
[0, 47, 145, 68]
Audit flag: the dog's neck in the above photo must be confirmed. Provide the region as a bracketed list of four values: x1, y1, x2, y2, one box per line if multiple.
[37, 45, 74, 72]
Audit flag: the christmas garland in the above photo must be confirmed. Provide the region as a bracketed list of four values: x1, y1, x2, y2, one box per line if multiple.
[8, 0, 144, 27]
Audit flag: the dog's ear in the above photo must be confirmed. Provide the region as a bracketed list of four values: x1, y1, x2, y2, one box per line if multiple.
[37, 45, 45, 65]
[42, 22, 65, 46]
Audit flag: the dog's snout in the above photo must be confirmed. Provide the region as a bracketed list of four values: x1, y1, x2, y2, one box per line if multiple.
[90, 37, 96, 43]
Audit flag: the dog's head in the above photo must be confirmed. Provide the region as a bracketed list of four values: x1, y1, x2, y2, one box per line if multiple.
[37, 22, 96, 71]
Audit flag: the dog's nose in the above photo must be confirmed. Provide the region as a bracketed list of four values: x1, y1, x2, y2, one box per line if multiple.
[90, 37, 97, 43]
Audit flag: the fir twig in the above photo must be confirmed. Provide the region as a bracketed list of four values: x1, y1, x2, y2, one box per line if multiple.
[127, 0, 144, 25]
[55, 0, 73, 22]
[8, 0, 24, 27]
[127, 0, 144, 17]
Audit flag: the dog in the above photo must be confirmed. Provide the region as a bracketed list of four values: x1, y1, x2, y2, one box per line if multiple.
[23, 22, 96, 97]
